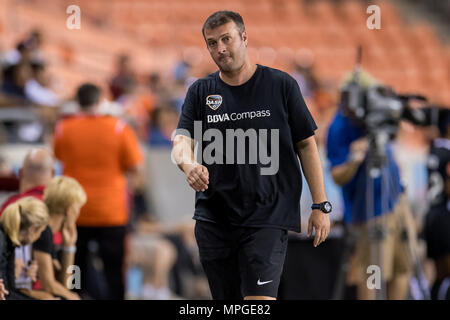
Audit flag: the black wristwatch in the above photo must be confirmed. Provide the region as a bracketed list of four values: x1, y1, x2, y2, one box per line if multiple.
[311, 201, 332, 214]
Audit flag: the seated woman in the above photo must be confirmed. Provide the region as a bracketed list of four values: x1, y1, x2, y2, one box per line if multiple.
[0, 196, 49, 300]
[33, 176, 86, 300]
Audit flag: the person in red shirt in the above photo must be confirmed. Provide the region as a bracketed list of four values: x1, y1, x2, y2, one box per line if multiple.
[53, 83, 143, 299]
[0, 148, 54, 213]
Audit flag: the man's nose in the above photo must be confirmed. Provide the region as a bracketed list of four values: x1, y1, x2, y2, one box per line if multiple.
[217, 41, 227, 54]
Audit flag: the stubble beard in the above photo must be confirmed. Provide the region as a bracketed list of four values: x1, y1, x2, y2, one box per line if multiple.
[216, 54, 246, 76]
[215, 55, 234, 73]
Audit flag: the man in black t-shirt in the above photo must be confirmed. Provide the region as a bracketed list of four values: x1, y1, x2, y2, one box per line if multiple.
[172, 11, 331, 300]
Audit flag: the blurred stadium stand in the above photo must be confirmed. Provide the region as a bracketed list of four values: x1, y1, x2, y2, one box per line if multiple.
[144, 148, 195, 224]
[0, 0, 448, 103]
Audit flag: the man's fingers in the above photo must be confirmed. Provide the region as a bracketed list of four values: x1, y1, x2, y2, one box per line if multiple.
[307, 218, 313, 237]
[191, 172, 208, 189]
[193, 179, 207, 191]
[320, 227, 328, 244]
[198, 173, 209, 186]
[189, 179, 203, 192]
[201, 166, 209, 180]
[192, 165, 208, 184]
[325, 227, 330, 241]
[196, 168, 209, 185]
[185, 165, 209, 192]
[313, 228, 322, 247]
[201, 173, 209, 185]
[187, 178, 199, 191]
[316, 227, 330, 246]
[187, 175, 207, 192]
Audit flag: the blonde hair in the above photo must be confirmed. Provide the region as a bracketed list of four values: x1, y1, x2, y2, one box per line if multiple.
[43, 176, 87, 216]
[0, 197, 49, 246]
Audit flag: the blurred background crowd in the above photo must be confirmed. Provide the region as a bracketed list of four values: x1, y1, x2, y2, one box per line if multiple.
[0, 0, 449, 300]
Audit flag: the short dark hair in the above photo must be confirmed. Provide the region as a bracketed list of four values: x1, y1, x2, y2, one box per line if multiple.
[202, 11, 245, 38]
[76, 83, 101, 108]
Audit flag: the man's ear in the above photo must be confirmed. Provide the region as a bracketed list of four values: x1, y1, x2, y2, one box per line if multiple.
[242, 31, 248, 46]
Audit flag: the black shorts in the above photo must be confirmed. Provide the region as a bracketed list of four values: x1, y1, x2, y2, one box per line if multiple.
[425, 205, 450, 260]
[194, 220, 288, 300]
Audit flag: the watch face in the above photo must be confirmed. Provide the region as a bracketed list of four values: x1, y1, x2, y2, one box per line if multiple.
[324, 202, 332, 212]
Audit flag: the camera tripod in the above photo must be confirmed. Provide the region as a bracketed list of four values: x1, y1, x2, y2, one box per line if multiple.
[331, 133, 430, 300]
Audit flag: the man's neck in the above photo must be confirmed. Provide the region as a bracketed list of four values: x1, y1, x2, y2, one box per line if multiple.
[19, 182, 40, 194]
[219, 60, 257, 86]
[81, 108, 98, 115]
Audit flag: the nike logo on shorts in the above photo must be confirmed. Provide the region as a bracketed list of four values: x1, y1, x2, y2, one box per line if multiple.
[257, 279, 273, 286]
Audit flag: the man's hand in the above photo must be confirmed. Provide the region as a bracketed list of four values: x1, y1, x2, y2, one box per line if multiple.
[349, 137, 369, 164]
[330, 137, 369, 186]
[0, 278, 9, 300]
[184, 163, 209, 192]
[26, 260, 38, 282]
[307, 210, 330, 247]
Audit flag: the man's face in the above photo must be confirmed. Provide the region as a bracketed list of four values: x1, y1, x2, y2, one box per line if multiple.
[204, 21, 247, 73]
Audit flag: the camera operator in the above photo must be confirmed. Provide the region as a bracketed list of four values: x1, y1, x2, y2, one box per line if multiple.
[423, 108, 450, 300]
[326, 70, 416, 300]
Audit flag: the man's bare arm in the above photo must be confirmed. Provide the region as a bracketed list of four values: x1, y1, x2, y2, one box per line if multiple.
[172, 134, 196, 173]
[296, 136, 330, 247]
[172, 134, 209, 192]
[330, 160, 362, 186]
[296, 136, 328, 204]
[330, 137, 367, 186]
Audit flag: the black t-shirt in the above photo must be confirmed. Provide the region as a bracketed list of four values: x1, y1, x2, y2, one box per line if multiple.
[33, 226, 55, 258]
[427, 138, 450, 209]
[176, 64, 317, 232]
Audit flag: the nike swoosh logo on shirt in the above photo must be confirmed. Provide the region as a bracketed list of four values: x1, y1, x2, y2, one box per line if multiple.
[257, 279, 273, 286]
